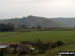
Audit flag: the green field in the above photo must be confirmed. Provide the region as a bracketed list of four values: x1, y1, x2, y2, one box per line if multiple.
[0, 32, 17, 36]
[0, 30, 75, 56]
[0, 31, 75, 43]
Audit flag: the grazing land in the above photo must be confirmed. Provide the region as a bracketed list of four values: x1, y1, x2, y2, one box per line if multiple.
[0, 30, 75, 56]
[0, 30, 75, 43]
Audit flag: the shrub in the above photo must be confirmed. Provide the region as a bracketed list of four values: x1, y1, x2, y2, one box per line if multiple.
[52, 40, 64, 48]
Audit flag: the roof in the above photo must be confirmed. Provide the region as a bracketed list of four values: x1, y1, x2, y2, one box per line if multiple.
[0, 45, 9, 49]
[0, 43, 17, 48]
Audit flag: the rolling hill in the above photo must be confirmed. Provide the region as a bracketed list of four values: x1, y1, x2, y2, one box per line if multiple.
[53, 18, 75, 27]
[0, 15, 61, 28]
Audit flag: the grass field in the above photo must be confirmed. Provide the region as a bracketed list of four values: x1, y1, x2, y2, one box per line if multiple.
[0, 31, 75, 43]
[0, 30, 75, 56]
[0, 32, 17, 36]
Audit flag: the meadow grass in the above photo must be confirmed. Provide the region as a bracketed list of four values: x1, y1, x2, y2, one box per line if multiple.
[0, 32, 17, 36]
[0, 31, 75, 43]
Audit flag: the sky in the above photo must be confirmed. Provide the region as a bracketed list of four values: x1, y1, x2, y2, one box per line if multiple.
[0, 0, 75, 19]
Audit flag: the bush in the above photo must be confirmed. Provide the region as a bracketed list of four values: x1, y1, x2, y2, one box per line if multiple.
[19, 40, 64, 54]
[52, 40, 64, 48]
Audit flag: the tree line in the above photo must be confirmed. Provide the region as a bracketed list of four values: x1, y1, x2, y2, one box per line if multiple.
[0, 23, 14, 32]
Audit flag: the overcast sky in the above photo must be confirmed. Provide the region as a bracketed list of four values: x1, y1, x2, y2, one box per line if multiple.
[0, 0, 75, 19]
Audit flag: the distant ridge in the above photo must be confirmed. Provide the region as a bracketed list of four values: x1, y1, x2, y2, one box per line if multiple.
[0, 15, 62, 29]
[53, 18, 75, 27]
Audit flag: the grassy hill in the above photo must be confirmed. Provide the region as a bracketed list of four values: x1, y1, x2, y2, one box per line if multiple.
[0, 15, 62, 28]
[54, 18, 75, 27]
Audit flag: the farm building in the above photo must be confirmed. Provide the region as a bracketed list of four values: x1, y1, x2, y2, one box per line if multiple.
[58, 51, 75, 56]
[0, 42, 35, 56]
[0, 43, 18, 56]
[0, 45, 10, 56]
[0, 43, 17, 48]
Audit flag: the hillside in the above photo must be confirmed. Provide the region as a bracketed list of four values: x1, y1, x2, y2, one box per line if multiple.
[1, 16, 75, 28]
[53, 18, 75, 27]
[0, 16, 61, 28]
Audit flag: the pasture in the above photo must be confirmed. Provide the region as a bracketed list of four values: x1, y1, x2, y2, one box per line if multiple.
[0, 30, 75, 56]
[0, 30, 75, 43]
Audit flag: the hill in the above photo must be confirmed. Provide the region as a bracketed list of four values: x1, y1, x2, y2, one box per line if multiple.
[53, 18, 75, 27]
[0, 16, 75, 28]
[0, 15, 61, 29]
